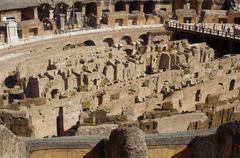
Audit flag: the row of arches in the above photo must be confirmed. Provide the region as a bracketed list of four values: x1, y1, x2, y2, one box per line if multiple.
[38, 1, 157, 21]
[38, 2, 98, 20]
[63, 34, 149, 50]
[115, 1, 156, 14]
[195, 79, 236, 102]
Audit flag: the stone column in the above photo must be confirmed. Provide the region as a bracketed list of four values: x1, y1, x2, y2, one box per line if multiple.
[82, 5, 86, 17]
[75, 12, 83, 28]
[126, 3, 129, 13]
[49, 9, 54, 19]
[34, 7, 38, 19]
[66, 8, 71, 25]
[140, 3, 144, 12]
[5, 20, 19, 44]
[59, 14, 66, 31]
[97, 5, 101, 25]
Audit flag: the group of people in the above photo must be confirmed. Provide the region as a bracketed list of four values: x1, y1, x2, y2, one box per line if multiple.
[192, 22, 240, 37]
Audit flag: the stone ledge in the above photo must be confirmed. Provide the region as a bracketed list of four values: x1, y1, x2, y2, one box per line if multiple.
[23, 128, 216, 152]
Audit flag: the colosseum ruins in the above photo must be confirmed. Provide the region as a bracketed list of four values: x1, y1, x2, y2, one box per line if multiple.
[0, 0, 240, 157]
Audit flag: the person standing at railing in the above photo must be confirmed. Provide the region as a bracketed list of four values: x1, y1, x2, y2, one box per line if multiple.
[227, 27, 231, 34]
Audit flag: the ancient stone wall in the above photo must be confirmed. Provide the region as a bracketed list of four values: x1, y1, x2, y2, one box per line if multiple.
[0, 125, 26, 158]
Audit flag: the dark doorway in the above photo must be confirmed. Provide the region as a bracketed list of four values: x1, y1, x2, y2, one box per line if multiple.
[84, 40, 96, 46]
[21, 8, 35, 20]
[144, 1, 155, 14]
[57, 107, 64, 136]
[103, 38, 114, 47]
[195, 90, 201, 102]
[115, 1, 126, 11]
[120, 36, 132, 45]
[38, 4, 51, 21]
[86, 2, 97, 16]
[234, 18, 240, 24]
[139, 34, 149, 45]
[129, 1, 141, 13]
[229, 79, 235, 91]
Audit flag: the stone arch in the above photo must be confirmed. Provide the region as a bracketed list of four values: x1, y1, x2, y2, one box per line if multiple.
[229, 79, 235, 91]
[129, 1, 141, 13]
[86, 2, 97, 16]
[55, 2, 69, 14]
[51, 89, 60, 99]
[103, 38, 114, 47]
[38, 3, 51, 21]
[84, 40, 96, 46]
[144, 1, 155, 14]
[159, 53, 170, 70]
[195, 90, 201, 102]
[4, 75, 18, 88]
[73, 1, 82, 12]
[115, 1, 126, 11]
[120, 36, 132, 45]
[138, 34, 148, 45]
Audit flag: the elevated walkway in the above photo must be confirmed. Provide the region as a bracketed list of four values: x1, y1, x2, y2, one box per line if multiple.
[167, 21, 240, 42]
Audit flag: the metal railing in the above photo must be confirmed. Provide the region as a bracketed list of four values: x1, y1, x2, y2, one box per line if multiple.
[167, 21, 240, 40]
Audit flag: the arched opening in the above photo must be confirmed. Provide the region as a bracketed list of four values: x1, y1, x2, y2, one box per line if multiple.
[129, 1, 141, 13]
[86, 2, 97, 16]
[229, 79, 235, 91]
[4, 75, 18, 88]
[73, 2, 82, 12]
[38, 4, 51, 21]
[144, 1, 155, 14]
[56, 3, 68, 14]
[115, 1, 126, 11]
[159, 53, 170, 70]
[139, 34, 148, 45]
[103, 38, 114, 47]
[72, 2, 82, 20]
[51, 89, 60, 99]
[21, 7, 35, 20]
[84, 40, 96, 46]
[195, 90, 201, 102]
[120, 36, 132, 45]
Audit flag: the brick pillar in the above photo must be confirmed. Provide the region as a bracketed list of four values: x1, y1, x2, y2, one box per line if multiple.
[140, 3, 144, 13]
[126, 3, 129, 13]
[97, 5, 101, 25]
[34, 7, 38, 19]
[82, 5, 86, 16]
